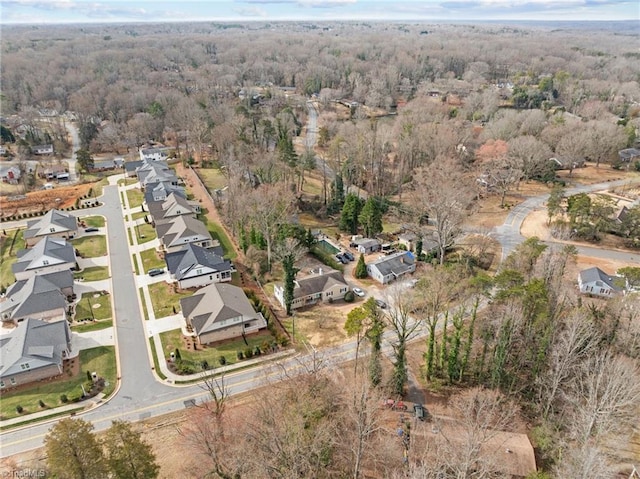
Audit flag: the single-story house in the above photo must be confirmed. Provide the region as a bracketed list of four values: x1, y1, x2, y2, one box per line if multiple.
[156, 215, 215, 253]
[397, 233, 418, 252]
[0, 317, 74, 390]
[147, 191, 200, 224]
[12, 236, 76, 281]
[31, 144, 54, 155]
[180, 282, 267, 345]
[144, 182, 185, 204]
[618, 148, 640, 163]
[139, 147, 168, 162]
[274, 270, 349, 310]
[165, 243, 233, 289]
[578, 267, 623, 298]
[548, 157, 585, 170]
[39, 165, 67, 180]
[23, 209, 78, 247]
[367, 251, 416, 284]
[355, 238, 381, 254]
[124, 160, 144, 177]
[0, 165, 21, 184]
[1, 270, 74, 324]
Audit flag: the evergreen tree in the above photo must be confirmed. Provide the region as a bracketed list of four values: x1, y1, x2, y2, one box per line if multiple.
[358, 197, 383, 238]
[282, 252, 299, 316]
[339, 193, 363, 234]
[45, 418, 107, 479]
[355, 254, 368, 279]
[103, 420, 160, 479]
[76, 149, 94, 173]
[328, 174, 345, 214]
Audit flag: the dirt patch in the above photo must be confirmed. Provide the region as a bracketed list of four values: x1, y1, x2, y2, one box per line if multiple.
[0, 184, 93, 218]
[557, 163, 639, 185]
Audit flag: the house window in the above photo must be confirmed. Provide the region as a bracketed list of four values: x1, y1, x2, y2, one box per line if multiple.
[10, 378, 16, 385]
[600, 288, 605, 294]
[196, 269, 202, 275]
[43, 260, 49, 265]
[50, 228, 56, 233]
[20, 363, 30, 370]
[210, 275, 213, 280]
[0, 380, 4, 388]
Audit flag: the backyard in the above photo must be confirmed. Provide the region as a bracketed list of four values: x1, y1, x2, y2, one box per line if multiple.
[140, 248, 165, 273]
[199, 210, 237, 260]
[0, 346, 116, 421]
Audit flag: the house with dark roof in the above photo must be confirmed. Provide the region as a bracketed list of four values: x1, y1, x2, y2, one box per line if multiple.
[355, 238, 381, 254]
[578, 267, 623, 298]
[367, 251, 416, 284]
[1, 270, 74, 324]
[136, 160, 178, 188]
[23, 209, 78, 247]
[165, 243, 233, 289]
[139, 147, 168, 162]
[618, 148, 640, 163]
[12, 236, 76, 281]
[144, 181, 185, 204]
[0, 317, 74, 389]
[147, 191, 200, 224]
[156, 215, 215, 253]
[124, 160, 143, 177]
[31, 144, 54, 155]
[274, 270, 349, 310]
[180, 283, 267, 345]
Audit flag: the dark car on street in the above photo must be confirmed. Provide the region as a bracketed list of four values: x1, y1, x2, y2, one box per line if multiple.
[148, 268, 165, 277]
[343, 251, 355, 261]
[84, 227, 99, 233]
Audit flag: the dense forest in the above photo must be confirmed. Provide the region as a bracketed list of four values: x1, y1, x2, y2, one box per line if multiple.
[2, 21, 639, 479]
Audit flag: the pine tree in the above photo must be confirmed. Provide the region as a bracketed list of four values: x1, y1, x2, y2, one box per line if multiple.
[339, 193, 363, 234]
[103, 420, 160, 479]
[355, 254, 367, 279]
[358, 197, 383, 238]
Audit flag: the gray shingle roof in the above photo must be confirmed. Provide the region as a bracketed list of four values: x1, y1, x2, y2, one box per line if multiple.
[23, 209, 78, 241]
[12, 237, 76, 275]
[1, 270, 73, 321]
[165, 244, 231, 280]
[290, 271, 347, 299]
[156, 215, 212, 249]
[579, 267, 622, 291]
[180, 283, 259, 336]
[369, 251, 415, 277]
[0, 318, 71, 379]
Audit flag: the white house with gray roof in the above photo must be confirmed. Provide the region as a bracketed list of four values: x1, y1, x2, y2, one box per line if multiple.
[578, 267, 623, 298]
[1, 270, 74, 324]
[180, 282, 267, 345]
[139, 147, 168, 162]
[156, 215, 215, 253]
[147, 191, 200, 225]
[23, 209, 78, 247]
[367, 251, 416, 284]
[274, 270, 348, 310]
[165, 243, 232, 289]
[0, 317, 74, 389]
[12, 237, 76, 281]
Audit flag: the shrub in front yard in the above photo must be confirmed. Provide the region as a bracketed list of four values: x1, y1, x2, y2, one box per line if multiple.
[60, 394, 68, 403]
[16, 405, 23, 414]
[237, 351, 244, 360]
[218, 356, 227, 366]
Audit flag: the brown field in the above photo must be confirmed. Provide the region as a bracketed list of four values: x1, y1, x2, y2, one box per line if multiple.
[0, 184, 93, 218]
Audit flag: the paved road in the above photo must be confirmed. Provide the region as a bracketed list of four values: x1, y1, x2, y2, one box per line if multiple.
[306, 101, 335, 181]
[491, 178, 639, 261]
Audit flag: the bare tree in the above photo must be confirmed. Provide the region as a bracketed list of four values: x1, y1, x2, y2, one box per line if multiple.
[411, 159, 474, 265]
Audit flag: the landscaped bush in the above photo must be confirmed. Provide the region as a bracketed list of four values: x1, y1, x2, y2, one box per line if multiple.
[254, 346, 261, 356]
[39, 399, 46, 408]
[344, 291, 355, 303]
[201, 360, 210, 370]
[218, 355, 227, 366]
[237, 351, 244, 360]
[60, 394, 68, 403]
[245, 348, 254, 359]
[16, 405, 23, 414]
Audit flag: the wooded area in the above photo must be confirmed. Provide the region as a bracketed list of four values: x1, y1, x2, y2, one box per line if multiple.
[1, 20, 639, 479]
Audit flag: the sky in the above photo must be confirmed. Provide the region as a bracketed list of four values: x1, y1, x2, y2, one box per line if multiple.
[0, 0, 637, 24]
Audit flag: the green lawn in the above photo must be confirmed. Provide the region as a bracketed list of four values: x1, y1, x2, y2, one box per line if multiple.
[132, 254, 140, 275]
[0, 229, 24, 287]
[148, 282, 192, 318]
[71, 319, 113, 333]
[160, 328, 275, 369]
[81, 215, 105, 228]
[126, 188, 144, 209]
[199, 212, 237, 260]
[140, 248, 165, 273]
[72, 236, 107, 257]
[196, 167, 227, 190]
[118, 178, 137, 186]
[149, 338, 167, 380]
[90, 177, 109, 198]
[140, 287, 149, 320]
[0, 346, 116, 421]
[132, 211, 147, 221]
[75, 292, 112, 321]
[135, 223, 156, 244]
[74, 266, 110, 282]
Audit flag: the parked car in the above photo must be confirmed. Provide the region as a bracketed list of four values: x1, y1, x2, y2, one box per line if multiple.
[343, 251, 355, 261]
[352, 287, 365, 297]
[413, 403, 427, 421]
[335, 253, 349, 264]
[375, 299, 387, 309]
[84, 227, 99, 233]
[148, 268, 165, 277]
